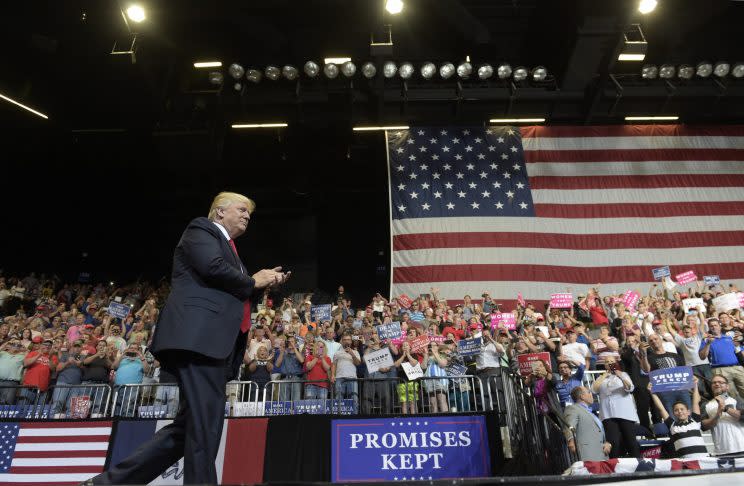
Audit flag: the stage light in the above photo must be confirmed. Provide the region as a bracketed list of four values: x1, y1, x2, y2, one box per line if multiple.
[641, 64, 658, 79]
[341, 61, 356, 77]
[246, 69, 262, 83]
[399, 62, 414, 79]
[361, 62, 377, 78]
[324, 57, 351, 65]
[126, 4, 145, 23]
[228, 63, 244, 80]
[208, 71, 224, 85]
[353, 125, 409, 131]
[194, 61, 222, 68]
[383, 61, 397, 78]
[489, 118, 545, 123]
[531, 66, 547, 81]
[232, 123, 289, 129]
[457, 62, 472, 79]
[439, 63, 455, 79]
[304, 61, 320, 78]
[282, 65, 298, 80]
[512, 66, 528, 81]
[420, 62, 436, 79]
[265, 66, 281, 80]
[696, 62, 713, 77]
[477, 64, 493, 80]
[323, 63, 339, 78]
[625, 115, 679, 121]
[497, 64, 512, 79]
[658, 64, 675, 79]
[0, 91, 48, 119]
[714, 62, 730, 77]
[385, 0, 404, 15]
[732, 63, 744, 78]
[677, 64, 694, 80]
[638, 0, 657, 14]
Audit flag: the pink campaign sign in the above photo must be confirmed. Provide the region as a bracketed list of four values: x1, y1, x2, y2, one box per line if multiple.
[676, 271, 697, 285]
[623, 290, 640, 311]
[739, 293, 744, 309]
[490, 312, 516, 331]
[550, 293, 573, 308]
[397, 294, 413, 309]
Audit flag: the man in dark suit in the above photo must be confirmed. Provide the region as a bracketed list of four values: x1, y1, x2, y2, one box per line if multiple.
[91, 192, 288, 485]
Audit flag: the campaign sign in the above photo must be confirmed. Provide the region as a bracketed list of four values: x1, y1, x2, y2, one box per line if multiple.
[676, 270, 697, 285]
[550, 293, 573, 308]
[490, 312, 516, 331]
[682, 298, 705, 313]
[428, 334, 446, 344]
[650, 366, 694, 393]
[376, 322, 402, 341]
[364, 348, 394, 374]
[457, 337, 482, 357]
[623, 290, 640, 311]
[704, 275, 721, 286]
[739, 293, 744, 309]
[401, 362, 424, 381]
[331, 415, 491, 482]
[652, 266, 671, 281]
[398, 294, 413, 309]
[713, 293, 740, 313]
[445, 363, 468, 376]
[517, 352, 551, 377]
[409, 335, 431, 354]
[517, 292, 526, 307]
[108, 301, 131, 319]
[311, 304, 332, 322]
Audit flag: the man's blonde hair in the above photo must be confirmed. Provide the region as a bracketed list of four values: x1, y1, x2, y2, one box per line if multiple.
[207, 192, 256, 221]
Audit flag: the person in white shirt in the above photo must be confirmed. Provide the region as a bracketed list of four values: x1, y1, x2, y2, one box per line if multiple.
[702, 375, 744, 456]
[560, 329, 591, 369]
[331, 334, 361, 407]
[476, 328, 506, 411]
[320, 326, 341, 359]
[591, 357, 640, 458]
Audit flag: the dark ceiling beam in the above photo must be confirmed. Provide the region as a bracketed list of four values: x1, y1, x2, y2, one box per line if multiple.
[430, 0, 491, 44]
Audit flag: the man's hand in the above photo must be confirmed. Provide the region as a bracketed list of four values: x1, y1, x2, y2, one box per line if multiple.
[568, 441, 576, 454]
[252, 267, 288, 289]
[602, 442, 612, 455]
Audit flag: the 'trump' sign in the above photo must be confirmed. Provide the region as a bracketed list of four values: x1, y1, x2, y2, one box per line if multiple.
[331, 416, 490, 482]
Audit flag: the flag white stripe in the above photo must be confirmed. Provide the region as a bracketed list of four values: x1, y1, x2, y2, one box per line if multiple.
[391, 216, 744, 235]
[393, 246, 744, 268]
[525, 160, 744, 177]
[10, 457, 105, 466]
[0, 472, 96, 482]
[531, 187, 744, 204]
[14, 441, 109, 451]
[391, 280, 744, 302]
[18, 427, 112, 437]
[522, 136, 744, 151]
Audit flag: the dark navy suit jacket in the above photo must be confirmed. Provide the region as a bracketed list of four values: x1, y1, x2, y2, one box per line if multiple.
[151, 217, 255, 378]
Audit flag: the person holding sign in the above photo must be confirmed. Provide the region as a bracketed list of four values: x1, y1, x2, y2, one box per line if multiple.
[649, 377, 707, 459]
[392, 341, 423, 414]
[362, 337, 395, 414]
[639, 334, 689, 415]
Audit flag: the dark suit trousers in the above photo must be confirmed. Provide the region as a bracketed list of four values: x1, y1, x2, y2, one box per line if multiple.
[93, 351, 227, 485]
[603, 418, 640, 458]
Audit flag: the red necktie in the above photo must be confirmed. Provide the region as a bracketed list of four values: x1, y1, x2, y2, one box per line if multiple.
[228, 239, 252, 333]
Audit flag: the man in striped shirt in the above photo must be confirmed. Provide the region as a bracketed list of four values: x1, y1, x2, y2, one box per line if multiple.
[649, 378, 708, 459]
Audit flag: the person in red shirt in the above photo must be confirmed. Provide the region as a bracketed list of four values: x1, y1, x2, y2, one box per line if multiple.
[304, 341, 332, 399]
[19, 340, 58, 406]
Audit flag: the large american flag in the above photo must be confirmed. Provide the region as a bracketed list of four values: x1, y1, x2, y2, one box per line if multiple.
[0, 421, 111, 485]
[388, 125, 744, 305]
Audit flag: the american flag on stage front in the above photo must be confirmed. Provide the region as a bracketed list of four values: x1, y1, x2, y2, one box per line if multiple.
[388, 125, 744, 304]
[0, 421, 111, 485]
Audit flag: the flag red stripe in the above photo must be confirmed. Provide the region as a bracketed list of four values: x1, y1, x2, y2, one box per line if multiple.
[12, 450, 108, 458]
[529, 174, 744, 190]
[533, 201, 744, 218]
[523, 148, 744, 162]
[393, 262, 744, 284]
[9, 466, 103, 474]
[20, 421, 112, 429]
[393, 230, 744, 251]
[221, 418, 268, 484]
[17, 435, 109, 443]
[520, 125, 744, 138]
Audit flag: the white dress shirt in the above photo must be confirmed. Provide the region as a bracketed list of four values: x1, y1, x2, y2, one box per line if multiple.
[596, 372, 640, 423]
[213, 221, 243, 274]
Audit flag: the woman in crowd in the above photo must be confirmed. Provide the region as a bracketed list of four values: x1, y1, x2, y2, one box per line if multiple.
[304, 341, 331, 399]
[423, 342, 449, 413]
[591, 357, 640, 458]
[392, 340, 423, 414]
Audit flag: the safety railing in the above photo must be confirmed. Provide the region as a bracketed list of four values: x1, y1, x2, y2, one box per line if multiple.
[226, 380, 262, 417]
[0, 384, 50, 418]
[48, 383, 112, 418]
[416, 375, 487, 414]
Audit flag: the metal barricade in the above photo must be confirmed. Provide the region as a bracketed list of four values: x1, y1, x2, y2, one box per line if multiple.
[416, 375, 486, 414]
[111, 383, 177, 418]
[358, 377, 403, 415]
[48, 383, 113, 418]
[226, 381, 262, 417]
[0, 384, 48, 418]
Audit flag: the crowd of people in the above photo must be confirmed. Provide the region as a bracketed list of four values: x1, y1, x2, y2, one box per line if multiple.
[2, 272, 744, 461]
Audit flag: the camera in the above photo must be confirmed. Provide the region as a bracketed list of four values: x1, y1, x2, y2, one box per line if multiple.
[125, 351, 137, 357]
[256, 360, 267, 366]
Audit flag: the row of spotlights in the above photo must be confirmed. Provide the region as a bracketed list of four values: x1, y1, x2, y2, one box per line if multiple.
[213, 62, 547, 86]
[642, 62, 744, 80]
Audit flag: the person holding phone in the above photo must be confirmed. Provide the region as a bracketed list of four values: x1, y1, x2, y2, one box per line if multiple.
[591, 357, 640, 458]
[112, 344, 151, 416]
